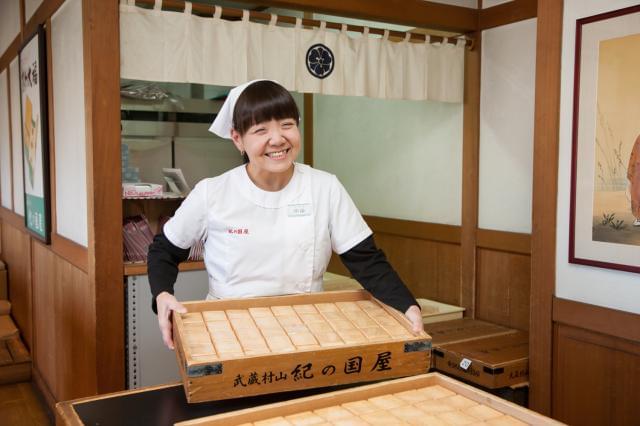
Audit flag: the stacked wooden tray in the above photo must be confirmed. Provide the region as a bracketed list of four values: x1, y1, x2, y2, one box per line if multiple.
[426, 319, 528, 389]
[176, 372, 562, 425]
[321, 272, 363, 292]
[174, 290, 431, 403]
[433, 331, 529, 389]
[0, 302, 30, 385]
[417, 298, 465, 324]
[0, 334, 31, 385]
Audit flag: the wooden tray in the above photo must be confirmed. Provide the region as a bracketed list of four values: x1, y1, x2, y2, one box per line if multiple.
[176, 372, 563, 425]
[425, 318, 517, 346]
[321, 272, 363, 292]
[424, 318, 518, 369]
[417, 299, 465, 324]
[433, 330, 529, 389]
[173, 290, 431, 403]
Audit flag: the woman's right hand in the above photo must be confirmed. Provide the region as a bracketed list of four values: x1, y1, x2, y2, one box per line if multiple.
[156, 291, 187, 350]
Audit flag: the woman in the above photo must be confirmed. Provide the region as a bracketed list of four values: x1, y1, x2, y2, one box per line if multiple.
[148, 80, 423, 349]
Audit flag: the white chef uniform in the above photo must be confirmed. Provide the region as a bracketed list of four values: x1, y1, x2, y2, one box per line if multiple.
[163, 162, 372, 300]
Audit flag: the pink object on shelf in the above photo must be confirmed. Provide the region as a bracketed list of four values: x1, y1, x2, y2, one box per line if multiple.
[122, 183, 163, 198]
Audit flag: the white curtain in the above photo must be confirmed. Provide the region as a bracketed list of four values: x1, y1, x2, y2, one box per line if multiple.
[120, 0, 465, 102]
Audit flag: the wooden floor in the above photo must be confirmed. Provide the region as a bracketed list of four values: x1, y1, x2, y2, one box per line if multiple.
[0, 382, 52, 425]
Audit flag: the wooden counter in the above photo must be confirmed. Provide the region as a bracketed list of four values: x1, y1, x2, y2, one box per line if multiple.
[56, 382, 361, 426]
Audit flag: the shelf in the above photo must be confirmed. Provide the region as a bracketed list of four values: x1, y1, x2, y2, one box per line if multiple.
[123, 194, 185, 200]
[124, 260, 205, 276]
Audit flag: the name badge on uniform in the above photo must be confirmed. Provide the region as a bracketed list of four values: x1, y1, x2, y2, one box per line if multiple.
[288, 203, 312, 217]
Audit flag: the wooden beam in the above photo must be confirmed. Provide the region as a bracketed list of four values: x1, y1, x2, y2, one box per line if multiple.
[82, 0, 124, 394]
[229, 0, 478, 33]
[363, 216, 461, 245]
[553, 297, 640, 344]
[23, 0, 65, 43]
[19, 1, 25, 44]
[478, 0, 537, 31]
[477, 229, 531, 255]
[51, 234, 88, 273]
[0, 36, 21, 74]
[529, 0, 563, 415]
[460, 30, 481, 319]
[0, 207, 27, 231]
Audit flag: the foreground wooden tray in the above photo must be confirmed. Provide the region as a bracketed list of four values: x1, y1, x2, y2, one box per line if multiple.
[173, 290, 431, 403]
[176, 372, 563, 425]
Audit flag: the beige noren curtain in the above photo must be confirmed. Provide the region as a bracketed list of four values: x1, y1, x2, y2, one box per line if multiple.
[120, 0, 465, 102]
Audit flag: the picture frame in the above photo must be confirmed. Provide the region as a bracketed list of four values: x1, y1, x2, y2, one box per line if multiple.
[162, 167, 191, 196]
[569, 5, 640, 273]
[19, 25, 51, 244]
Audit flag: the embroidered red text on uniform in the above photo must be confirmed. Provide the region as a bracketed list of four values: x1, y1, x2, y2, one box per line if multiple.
[228, 228, 249, 235]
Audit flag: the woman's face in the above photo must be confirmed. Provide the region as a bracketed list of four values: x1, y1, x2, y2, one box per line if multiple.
[231, 118, 301, 176]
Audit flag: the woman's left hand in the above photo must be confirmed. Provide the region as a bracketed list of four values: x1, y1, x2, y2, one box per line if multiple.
[404, 305, 424, 334]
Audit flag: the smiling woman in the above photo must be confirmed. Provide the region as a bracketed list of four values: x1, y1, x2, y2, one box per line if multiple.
[231, 116, 300, 191]
[229, 80, 302, 190]
[147, 80, 423, 351]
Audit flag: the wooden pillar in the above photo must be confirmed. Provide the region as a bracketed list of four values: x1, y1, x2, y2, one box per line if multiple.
[303, 94, 314, 166]
[529, 0, 563, 414]
[82, 0, 124, 393]
[460, 31, 481, 315]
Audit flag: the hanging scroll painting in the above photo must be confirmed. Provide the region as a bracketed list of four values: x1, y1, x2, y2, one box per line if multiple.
[19, 25, 51, 244]
[569, 5, 640, 272]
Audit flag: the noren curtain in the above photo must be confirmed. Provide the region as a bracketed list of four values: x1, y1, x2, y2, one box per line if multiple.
[120, 1, 465, 102]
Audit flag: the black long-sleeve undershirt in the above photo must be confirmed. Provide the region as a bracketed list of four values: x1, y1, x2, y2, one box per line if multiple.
[339, 235, 418, 313]
[147, 233, 189, 314]
[147, 233, 418, 314]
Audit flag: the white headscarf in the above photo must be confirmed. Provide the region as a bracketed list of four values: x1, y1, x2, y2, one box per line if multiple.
[208, 79, 273, 139]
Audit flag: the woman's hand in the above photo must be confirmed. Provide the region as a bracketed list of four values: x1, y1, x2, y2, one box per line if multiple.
[404, 304, 424, 335]
[156, 291, 187, 350]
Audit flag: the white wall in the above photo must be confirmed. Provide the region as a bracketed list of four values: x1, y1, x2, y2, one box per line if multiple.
[51, 0, 88, 247]
[9, 58, 24, 216]
[0, 1, 20, 58]
[556, 0, 640, 314]
[314, 95, 463, 225]
[478, 18, 536, 233]
[0, 70, 12, 209]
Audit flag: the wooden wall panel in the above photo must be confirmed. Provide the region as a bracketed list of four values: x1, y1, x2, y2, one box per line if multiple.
[327, 231, 461, 307]
[1, 222, 32, 348]
[32, 240, 56, 396]
[553, 297, 640, 343]
[553, 324, 640, 425]
[32, 241, 95, 403]
[376, 234, 461, 307]
[475, 248, 530, 331]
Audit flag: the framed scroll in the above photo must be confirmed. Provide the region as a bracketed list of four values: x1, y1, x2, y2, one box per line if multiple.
[569, 5, 640, 272]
